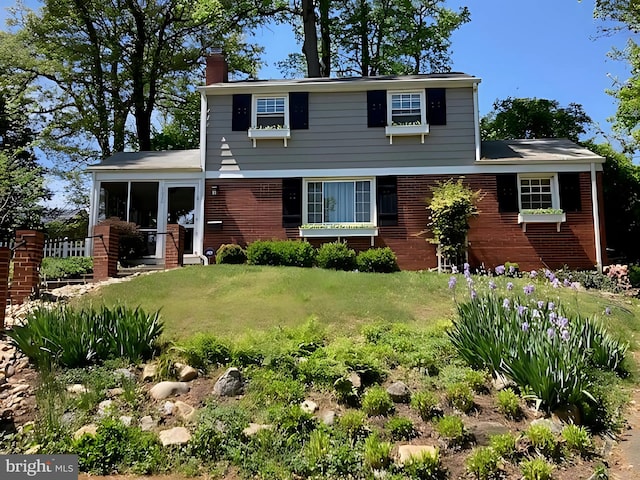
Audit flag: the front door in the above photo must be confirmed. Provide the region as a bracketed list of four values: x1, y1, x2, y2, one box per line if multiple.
[167, 186, 196, 255]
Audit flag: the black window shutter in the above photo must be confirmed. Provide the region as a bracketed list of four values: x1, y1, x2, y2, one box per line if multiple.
[232, 94, 251, 131]
[289, 92, 309, 130]
[559, 173, 582, 212]
[282, 178, 303, 228]
[377, 176, 398, 226]
[496, 174, 519, 213]
[367, 90, 387, 128]
[426, 88, 446, 125]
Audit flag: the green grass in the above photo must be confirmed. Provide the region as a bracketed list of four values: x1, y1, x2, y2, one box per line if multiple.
[74, 265, 640, 347]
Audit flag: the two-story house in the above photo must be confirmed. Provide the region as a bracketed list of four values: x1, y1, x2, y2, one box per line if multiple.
[87, 53, 606, 271]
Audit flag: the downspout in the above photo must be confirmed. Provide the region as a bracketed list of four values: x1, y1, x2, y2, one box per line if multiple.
[473, 83, 481, 162]
[198, 90, 208, 258]
[590, 162, 603, 272]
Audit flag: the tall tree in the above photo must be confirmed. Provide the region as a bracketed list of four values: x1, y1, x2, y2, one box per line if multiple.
[480, 97, 592, 143]
[150, 90, 201, 151]
[4, 0, 263, 164]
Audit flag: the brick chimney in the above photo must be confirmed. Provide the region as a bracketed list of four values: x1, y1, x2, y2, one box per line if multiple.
[206, 51, 228, 84]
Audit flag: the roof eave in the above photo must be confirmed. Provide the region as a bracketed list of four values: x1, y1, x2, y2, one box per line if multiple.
[477, 156, 605, 165]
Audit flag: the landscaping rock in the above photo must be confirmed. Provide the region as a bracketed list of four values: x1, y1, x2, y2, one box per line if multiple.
[174, 401, 197, 422]
[142, 363, 158, 382]
[140, 415, 158, 432]
[5, 364, 15, 378]
[492, 373, 516, 391]
[469, 421, 512, 446]
[397, 445, 438, 466]
[107, 388, 125, 398]
[161, 401, 175, 415]
[149, 381, 190, 400]
[66, 384, 88, 394]
[120, 415, 133, 427]
[175, 363, 198, 382]
[387, 381, 411, 403]
[347, 372, 362, 389]
[530, 417, 563, 435]
[97, 399, 114, 417]
[74, 424, 98, 440]
[301, 400, 318, 414]
[242, 423, 273, 437]
[213, 368, 243, 397]
[159, 427, 191, 446]
[318, 410, 336, 426]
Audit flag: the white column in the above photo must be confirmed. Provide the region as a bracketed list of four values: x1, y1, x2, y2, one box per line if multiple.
[590, 162, 603, 272]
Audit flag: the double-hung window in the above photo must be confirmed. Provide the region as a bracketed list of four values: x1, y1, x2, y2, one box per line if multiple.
[385, 91, 428, 143]
[517, 174, 566, 232]
[306, 180, 373, 224]
[519, 177, 553, 210]
[255, 97, 286, 128]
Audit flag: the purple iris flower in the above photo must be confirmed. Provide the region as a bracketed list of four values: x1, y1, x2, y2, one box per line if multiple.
[470, 289, 477, 300]
[552, 278, 561, 288]
[571, 282, 579, 291]
[537, 300, 545, 309]
[517, 304, 527, 317]
[532, 309, 540, 319]
[548, 302, 555, 311]
[448, 276, 457, 289]
[495, 265, 505, 275]
[557, 317, 568, 329]
[451, 265, 458, 274]
[530, 270, 538, 278]
[549, 312, 558, 323]
[522, 321, 530, 332]
[463, 262, 470, 272]
[503, 298, 510, 309]
[523, 284, 535, 295]
[489, 280, 496, 290]
[506, 282, 514, 291]
[509, 265, 515, 274]
[561, 329, 570, 341]
[605, 307, 611, 316]
[564, 278, 571, 287]
[547, 328, 556, 339]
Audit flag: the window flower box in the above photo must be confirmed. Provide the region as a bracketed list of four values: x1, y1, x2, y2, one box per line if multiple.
[385, 123, 429, 144]
[518, 209, 566, 232]
[247, 126, 291, 147]
[299, 224, 379, 246]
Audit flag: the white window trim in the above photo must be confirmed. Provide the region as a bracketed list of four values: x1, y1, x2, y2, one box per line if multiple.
[385, 90, 429, 144]
[516, 173, 566, 232]
[248, 94, 291, 147]
[300, 177, 378, 243]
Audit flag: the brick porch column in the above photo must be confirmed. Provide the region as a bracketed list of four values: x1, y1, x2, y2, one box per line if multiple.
[0, 247, 10, 331]
[92, 225, 119, 281]
[10, 230, 45, 305]
[165, 224, 185, 269]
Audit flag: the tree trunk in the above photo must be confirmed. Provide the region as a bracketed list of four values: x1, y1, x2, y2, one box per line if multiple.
[359, 0, 370, 76]
[302, 0, 321, 77]
[319, 0, 331, 77]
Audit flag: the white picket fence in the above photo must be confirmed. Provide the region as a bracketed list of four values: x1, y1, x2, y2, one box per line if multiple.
[0, 238, 87, 258]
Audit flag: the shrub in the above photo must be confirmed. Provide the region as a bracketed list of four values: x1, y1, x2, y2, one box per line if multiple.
[304, 429, 331, 473]
[411, 390, 440, 420]
[489, 433, 517, 459]
[434, 415, 467, 448]
[525, 423, 557, 457]
[8, 305, 163, 369]
[40, 256, 93, 280]
[177, 333, 231, 371]
[189, 403, 249, 461]
[246, 239, 315, 267]
[356, 247, 399, 273]
[363, 433, 392, 470]
[555, 268, 621, 293]
[387, 416, 417, 440]
[496, 388, 521, 419]
[402, 448, 443, 479]
[361, 385, 394, 416]
[520, 457, 553, 480]
[337, 410, 368, 440]
[445, 382, 474, 413]
[245, 370, 306, 407]
[465, 447, 500, 480]
[316, 241, 357, 270]
[561, 424, 592, 455]
[629, 265, 640, 288]
[97, 217, 146, 260]
[215, 243, 246, 264]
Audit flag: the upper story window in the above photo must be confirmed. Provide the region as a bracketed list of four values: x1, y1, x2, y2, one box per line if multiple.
[255, 96, 287, 128]
[390, 93, 423, 125]
[384, 91, 429, 144]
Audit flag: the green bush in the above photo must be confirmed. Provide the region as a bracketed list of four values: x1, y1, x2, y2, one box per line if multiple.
[629, 265, 640, 288]
[411, 390, 440, 421]
[40, 256, 93, 280]
[177, 333, 231, 371]
[525, 423, 557, 457]
[361, 385, 394, 416]
[215, 243, 246, 264]
[356, 247, 399, 273]
[246, 239, 316, 267]
[245, 369, 306, 407]
[555, 268, 621, 293]
[489, 433, 517, 459]
[496, 388, 521, 419]
[402, 448, 443, 479]
[189, 403, 249, 461]
[316, 241, 357, 270]
[387, 416, 417, 440]
[434, 415, 467, 448]
[520, 457, 554, 480]
[465, 447, 500, 480]
[8, 305, 163, 369]
[561, 424, 592, 455]
[445, 382, 474, 413]
[363, 433, 392, 470]
[337, 410, 367, 440]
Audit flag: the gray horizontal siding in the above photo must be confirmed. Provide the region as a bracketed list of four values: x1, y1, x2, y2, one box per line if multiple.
[206, 88, 476, 172]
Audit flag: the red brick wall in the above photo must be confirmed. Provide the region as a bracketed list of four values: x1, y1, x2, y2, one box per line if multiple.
[0, 247, 10, 331]
[203, 174, 603, 271]
[165, 224, 185, 269]
[10, 230, 45, 304]
[93, 225, 119, 280]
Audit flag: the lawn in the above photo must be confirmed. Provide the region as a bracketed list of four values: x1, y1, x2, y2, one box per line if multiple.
[76, 264, 640, 347]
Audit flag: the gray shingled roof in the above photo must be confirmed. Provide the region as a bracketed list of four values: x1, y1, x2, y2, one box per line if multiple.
[480, 139, 604, 163]
[86, 149, 201, 171]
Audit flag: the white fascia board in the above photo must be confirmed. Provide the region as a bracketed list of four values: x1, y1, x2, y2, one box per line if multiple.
[198, 77, 481, 96]
[205, 162, 601, 179]
[479, 157, 605, 166]
[95, 171, 205, 181]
